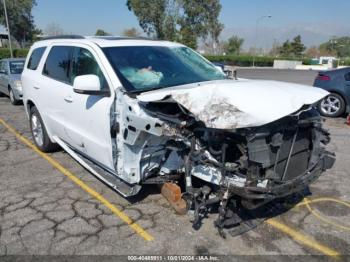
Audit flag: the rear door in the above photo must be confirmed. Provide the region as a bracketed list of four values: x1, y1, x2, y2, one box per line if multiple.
[40, 45, 75, 140]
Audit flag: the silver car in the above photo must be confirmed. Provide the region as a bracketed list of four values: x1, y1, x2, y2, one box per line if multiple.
[0, 58, 25, 105]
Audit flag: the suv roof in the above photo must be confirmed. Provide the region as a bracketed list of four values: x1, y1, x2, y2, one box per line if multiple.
[35, 35, 182, 48]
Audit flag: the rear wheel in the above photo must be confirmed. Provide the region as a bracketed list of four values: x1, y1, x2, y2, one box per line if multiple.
[9, 87, 20, 105]
[318, 93, 346, 117]
[29, 106, 59, 152]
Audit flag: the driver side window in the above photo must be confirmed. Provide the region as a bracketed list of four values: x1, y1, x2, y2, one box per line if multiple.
[71, 47, 109, 90]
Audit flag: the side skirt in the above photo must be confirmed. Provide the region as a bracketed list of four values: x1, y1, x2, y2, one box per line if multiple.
[52, 136, 141, 197]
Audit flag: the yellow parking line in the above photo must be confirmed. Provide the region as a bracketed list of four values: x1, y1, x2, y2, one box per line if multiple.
[266, 218, 340, 258]
[296, 197, 350, 209]
[0, 118, 154, 242]
[301, 197, 350, 232]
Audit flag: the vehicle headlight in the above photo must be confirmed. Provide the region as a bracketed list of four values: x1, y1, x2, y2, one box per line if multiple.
[14, 80, 22, 90]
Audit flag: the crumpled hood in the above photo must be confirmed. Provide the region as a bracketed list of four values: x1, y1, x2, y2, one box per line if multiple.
[137, 79, 329, 129]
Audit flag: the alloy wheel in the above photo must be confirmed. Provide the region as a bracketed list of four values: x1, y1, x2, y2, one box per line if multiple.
[31, 114, 44, 147]
[320, 95, 341, 115]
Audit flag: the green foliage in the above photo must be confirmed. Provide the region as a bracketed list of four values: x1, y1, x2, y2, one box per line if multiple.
[126, 0, 223, 49]
[126, 0, 167, 38]
[205, 55, 273, 67]
[224, 35, 244, 55]
[290, 35, 306, 57]
[204, 55, 312, 67]
[320, 37, 350, 58]
[0, 0, 40, 43]
[95, 29, 110, 36]
[278, 40, 293, 57]
[122, 27, 141, 37]
[179, 0, 223, 48]
[0, 48, 29, 59]
[344, 58, 350, 66]
[278, 35, 306, 58]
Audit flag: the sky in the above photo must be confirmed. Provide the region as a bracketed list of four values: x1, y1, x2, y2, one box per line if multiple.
[30, 0, 350, 50]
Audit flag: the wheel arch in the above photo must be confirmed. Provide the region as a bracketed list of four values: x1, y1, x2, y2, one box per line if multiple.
[26, 99, 36, 117]
[26, 100, 55, 143]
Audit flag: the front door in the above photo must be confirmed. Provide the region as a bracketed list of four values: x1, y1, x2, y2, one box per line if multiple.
[61, 45, 115, 171]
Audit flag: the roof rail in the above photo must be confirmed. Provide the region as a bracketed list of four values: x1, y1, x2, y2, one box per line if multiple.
[40, 35, 85, 41]
[90, 36, 158, 41]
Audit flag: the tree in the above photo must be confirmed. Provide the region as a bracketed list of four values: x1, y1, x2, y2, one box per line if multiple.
[44, 22, 64, 36]
[320, 37, 350, 58]
[278, 35, 306, 58]
[179, 0, 223, 49]
[122, 27, 141, 37]
[290, 35, 306, 57]
[0, 0, 39, 43]
[305, 46, 320, 58]
[224, 35, 244, 55]
[95, 29, 110, 36]
[126, 0, 223, 49]
[126, 0, 167, 39]
[278, 40, 293, 57]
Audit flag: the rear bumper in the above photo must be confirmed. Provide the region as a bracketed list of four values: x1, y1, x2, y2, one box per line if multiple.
[229, 151, 335, 203]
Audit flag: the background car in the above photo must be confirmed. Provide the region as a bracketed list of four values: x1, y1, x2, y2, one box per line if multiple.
[212, 62, 225, 73]
[313, 67, 350, 117]
[0, 58, 26, 105]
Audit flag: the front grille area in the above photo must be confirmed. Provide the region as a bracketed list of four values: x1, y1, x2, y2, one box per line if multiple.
[272, 127, 312, 181]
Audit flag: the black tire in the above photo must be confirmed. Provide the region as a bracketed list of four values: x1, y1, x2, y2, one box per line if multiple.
[9, 87, 21, 105]
[318, 93, 346, 118]
[29, 106, 59, 152]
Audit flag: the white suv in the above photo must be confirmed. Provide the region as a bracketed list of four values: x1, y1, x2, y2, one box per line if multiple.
[22, 36, 335, 232]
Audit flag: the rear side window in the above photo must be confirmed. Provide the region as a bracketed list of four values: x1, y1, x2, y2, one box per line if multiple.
[43, 46, 73, 83]
[27, 47, 46, 70]
[345, 72, 350, 81]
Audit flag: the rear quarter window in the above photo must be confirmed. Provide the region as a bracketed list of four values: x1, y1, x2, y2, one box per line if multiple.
[27, 47, 46, 70]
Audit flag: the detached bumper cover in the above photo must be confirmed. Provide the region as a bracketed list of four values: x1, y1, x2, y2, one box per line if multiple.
[229, 151, 335, 201]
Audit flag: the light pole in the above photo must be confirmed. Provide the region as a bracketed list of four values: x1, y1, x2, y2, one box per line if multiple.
[252, 15, 272, 67]
[2, 0, 13, 58]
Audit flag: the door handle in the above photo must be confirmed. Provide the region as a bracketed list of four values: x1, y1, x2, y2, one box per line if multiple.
[33, 85, 40, 90]
[64, 96, 73, 103]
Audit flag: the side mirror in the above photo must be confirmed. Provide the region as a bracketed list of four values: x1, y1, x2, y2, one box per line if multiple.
[73, 74, 110, 96]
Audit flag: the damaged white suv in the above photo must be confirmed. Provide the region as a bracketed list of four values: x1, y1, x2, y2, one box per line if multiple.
[22, 36, 335, 233]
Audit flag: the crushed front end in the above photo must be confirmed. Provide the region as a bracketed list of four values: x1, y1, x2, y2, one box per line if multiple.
[114, 81, 335, 235]
[137, 98, 335, 235]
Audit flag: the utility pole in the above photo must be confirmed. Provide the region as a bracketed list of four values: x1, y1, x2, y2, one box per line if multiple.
[2, 0, 13, 58]
[252, 15, 272, 67]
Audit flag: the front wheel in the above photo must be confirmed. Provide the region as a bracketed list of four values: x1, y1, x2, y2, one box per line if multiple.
[9, 87, 21, 105]
[318, 93, 346, 117]
[29, 106, 59, 152]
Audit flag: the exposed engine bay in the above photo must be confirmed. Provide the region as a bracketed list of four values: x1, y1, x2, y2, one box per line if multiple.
[112, 80, 335, 236]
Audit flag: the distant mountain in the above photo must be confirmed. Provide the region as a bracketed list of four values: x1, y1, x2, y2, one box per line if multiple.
[221, 22, 350, 51]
